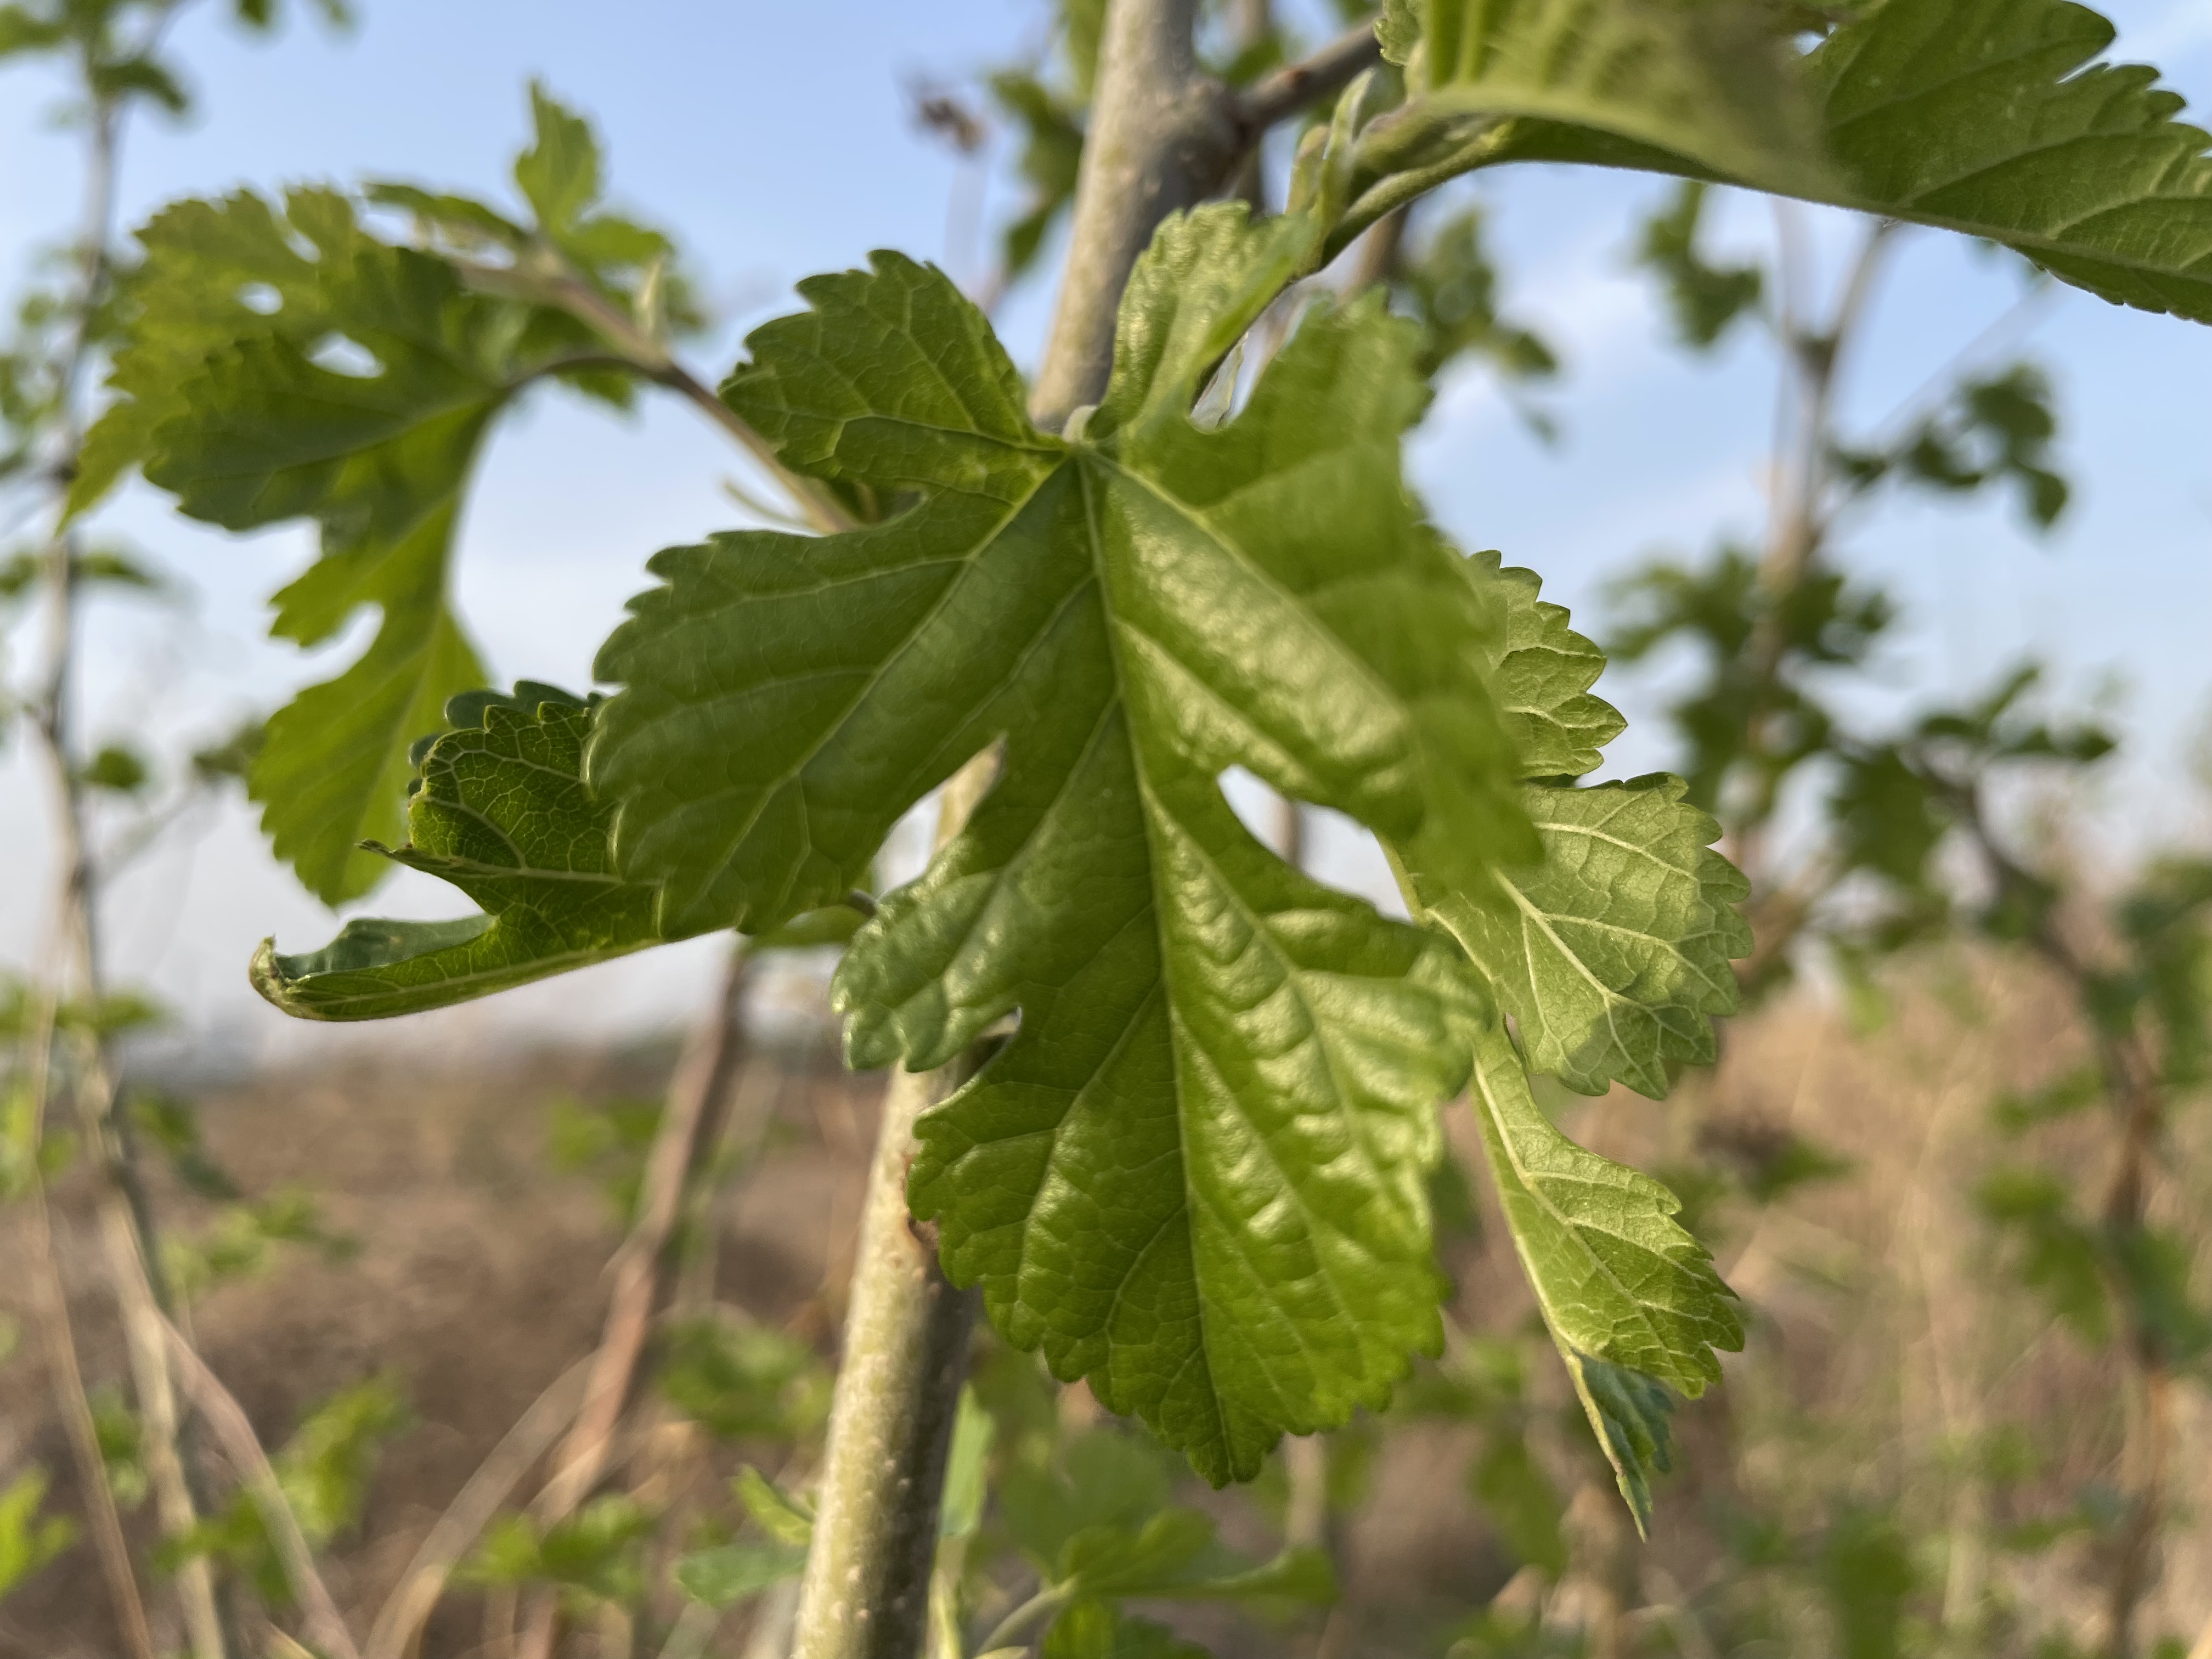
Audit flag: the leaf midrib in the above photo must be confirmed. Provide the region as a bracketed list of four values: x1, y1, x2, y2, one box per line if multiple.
[1069, 454, 1226, 1461]
[1087, 448, 1414, 786]
[1074, 448, 1423, 1464]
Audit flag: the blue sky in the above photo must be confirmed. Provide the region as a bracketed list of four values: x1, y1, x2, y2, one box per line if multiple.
[3, 0, 2210, 1052]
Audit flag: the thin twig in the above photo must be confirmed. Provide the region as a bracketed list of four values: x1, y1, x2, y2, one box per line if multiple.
[161, 1319, 363, 1659]
[27, 32, 232, 1658]
[979, 1581, 1079, 1654]
[1235, 22, 1381, 133]
[514, 949, 756, 1659]
[453, 258, 856, 534]
[18, 989, 158, 1659]
[361, 1358, 595, 1659]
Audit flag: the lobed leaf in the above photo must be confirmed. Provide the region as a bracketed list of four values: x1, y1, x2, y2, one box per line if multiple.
[74, 189, 349, 520]
[84, 191, 551, 900]
[1804, 0, 2212, 324]
[588, 206, 1533, 1481]
[721, 249, 1054, 497]
[507, 82, 691, 311]
[673, 1540, 807, 1609]
[94, 123, 686, 904]
[514, 81, 603, 239]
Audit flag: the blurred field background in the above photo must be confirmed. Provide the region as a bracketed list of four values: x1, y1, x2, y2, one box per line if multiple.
[6, 937, 2211, 1656]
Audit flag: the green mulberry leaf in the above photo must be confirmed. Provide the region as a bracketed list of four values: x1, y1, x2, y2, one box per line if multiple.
[710, 244, 1050, 500]
[85, 193, 530, 902]
[89, 168, 672, 904]
[366, 84, 695, 347]
[1376, 0, 1829, 191]
[1478, 549, 1623, 779]
[251, 686, 668, 1020]
[1463, 0, 2212, 329]
[673, 1539, 807, 1609]
[120, 193, 524, 902]
[1035, 1523, 1330, 1650]
[587, 206, 1532, 1481]
[508, 83, 691, 318]
[1803, 0, 2212, 324]
[1410, 776, 1749, 1097]
[513, 80, 603, 242]
[1468, 1026, 1740, 1392]
[253, 584, 488, 910]
[72, 188, 354, 520]
[1467, 1026, 1736, 1528]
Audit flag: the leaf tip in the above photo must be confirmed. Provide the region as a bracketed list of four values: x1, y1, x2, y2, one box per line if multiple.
[247, 936, 324, 1022]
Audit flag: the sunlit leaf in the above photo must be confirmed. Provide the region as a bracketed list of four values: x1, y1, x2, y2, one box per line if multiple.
[1469, 1028, 1741, 1393]
[1473, 0, 2212, 328]
[84, 190, 531, 901]
[1413, 777, 1749, 1096]
[1376, 0, 1829, 194]
[1467, 1027, 1737, 1527]
[588, 206, 1531, 1481]
[1477, 550, 1622, 780]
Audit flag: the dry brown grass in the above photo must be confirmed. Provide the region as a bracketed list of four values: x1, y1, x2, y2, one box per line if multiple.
[1, 950, 2207, 1657]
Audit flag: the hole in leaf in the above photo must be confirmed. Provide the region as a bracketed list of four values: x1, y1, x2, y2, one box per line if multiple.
[236, 281, 281, 315]
[307, 334, 383, 379]
[1220, 765, 1289, 849]
[1217, 766, 1407, 917]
